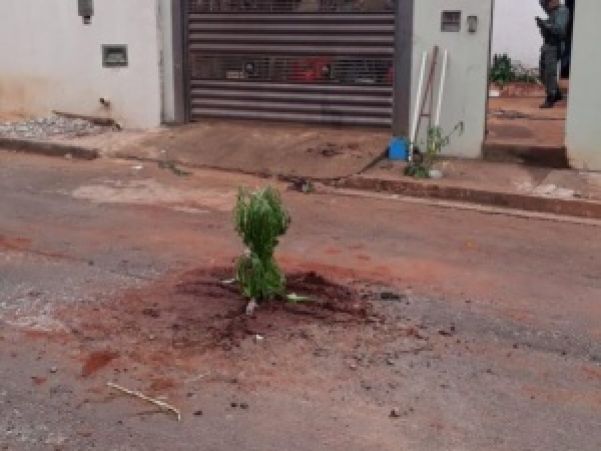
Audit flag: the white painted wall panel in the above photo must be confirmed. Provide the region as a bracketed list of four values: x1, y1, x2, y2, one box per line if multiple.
[159, 0, 177, 123]
[565, 0, 601, 170]
[412, 0, 493, 158]
[0, 0, 166, 128]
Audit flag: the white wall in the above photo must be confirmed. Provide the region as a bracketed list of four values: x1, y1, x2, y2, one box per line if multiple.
[412, 0, 493, 158]
[565, 0, 601, 171]
[0, 0, 170, 128]
[159, 0, 178, 123]
[491, 0, 544, 69]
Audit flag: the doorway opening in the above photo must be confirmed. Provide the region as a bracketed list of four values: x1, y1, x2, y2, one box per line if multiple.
[484, 0, 575, 168]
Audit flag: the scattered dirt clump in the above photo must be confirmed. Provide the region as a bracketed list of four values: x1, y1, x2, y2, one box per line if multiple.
[81, 350, 119, 377]
[305, 142, 364, 159]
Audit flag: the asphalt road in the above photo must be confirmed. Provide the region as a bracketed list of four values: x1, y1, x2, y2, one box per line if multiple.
[0, 152, 600, 451]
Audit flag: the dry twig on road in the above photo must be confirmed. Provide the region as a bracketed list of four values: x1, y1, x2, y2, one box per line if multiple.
[107, 382, 182, 421]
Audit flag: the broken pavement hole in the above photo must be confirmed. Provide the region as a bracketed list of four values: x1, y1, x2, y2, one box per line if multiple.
[52, 266, 392, 379]
[173, 267, 376, 348]
[178, 267, 372, 320]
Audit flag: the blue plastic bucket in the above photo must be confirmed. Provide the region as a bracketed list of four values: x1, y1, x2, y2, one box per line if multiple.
[388, 137, 409, 161]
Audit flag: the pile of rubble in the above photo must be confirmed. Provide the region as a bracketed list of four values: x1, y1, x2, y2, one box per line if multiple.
[0, 115, 108, 140]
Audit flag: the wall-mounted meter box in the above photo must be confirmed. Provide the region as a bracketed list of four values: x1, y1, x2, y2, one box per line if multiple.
[102, 45, 128, 68]
[441, 11, 461, 32]
[78, 0, 94, 24]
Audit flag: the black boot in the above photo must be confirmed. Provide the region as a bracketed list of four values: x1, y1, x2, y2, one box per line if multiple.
[540, 96, 556, 109]
[555, 91, 564, 102]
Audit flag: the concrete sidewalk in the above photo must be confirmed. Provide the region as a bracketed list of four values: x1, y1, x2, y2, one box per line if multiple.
[76, 120, 389, 180]
[337, 159, 601, 219]
[2, 119, 601, 219]
[486, 96, 566, 149]
[484, 96, 568, 168]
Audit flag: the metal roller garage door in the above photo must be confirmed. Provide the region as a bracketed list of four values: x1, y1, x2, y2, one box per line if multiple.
[185, 0, 395, 126]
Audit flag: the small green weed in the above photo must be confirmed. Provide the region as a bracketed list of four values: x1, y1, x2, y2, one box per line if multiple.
[405, 122, 464, 179]
[234, 187, 291, 302]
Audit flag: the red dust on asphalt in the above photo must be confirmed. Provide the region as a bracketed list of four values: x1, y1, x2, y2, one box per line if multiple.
[81, 350, 120, 377]
[56, 267, 377, 359]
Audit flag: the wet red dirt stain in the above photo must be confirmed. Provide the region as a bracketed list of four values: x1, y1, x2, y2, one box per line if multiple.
[149, 377, 176, 392]
[355, 254, 371, 262]
[582, 365, 601, 381]
[0, 235, 31, 252]
[31, 376, 47, 385]
[0, 234, 71, 260]
[44, 265, 428, 399]
[81, 351, 119, 377]
[52, 266, 384, 377]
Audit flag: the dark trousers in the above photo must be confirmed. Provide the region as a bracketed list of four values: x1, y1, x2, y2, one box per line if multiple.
[540, 44, 560, 99]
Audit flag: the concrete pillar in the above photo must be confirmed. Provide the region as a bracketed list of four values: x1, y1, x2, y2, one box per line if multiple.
[411, 0, 493, 158]
[565, 0, 601, 171]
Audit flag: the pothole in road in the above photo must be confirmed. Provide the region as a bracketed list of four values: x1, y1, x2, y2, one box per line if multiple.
[58, 267, 378, 351]
[14, 266, 429, 399]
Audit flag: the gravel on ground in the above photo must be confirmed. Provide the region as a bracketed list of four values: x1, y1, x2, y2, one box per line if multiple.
[0, 115, 109, 140]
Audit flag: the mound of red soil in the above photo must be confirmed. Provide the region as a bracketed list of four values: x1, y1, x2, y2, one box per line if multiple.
[173, 268, 373, 348]
[57, 267, 374, 359]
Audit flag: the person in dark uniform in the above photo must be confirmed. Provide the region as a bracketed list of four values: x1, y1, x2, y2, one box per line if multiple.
[537, 0, 570, 108]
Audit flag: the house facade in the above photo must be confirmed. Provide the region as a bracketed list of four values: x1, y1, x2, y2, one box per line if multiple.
[0, 0, 173, 128]
[0, 0, 599, 169]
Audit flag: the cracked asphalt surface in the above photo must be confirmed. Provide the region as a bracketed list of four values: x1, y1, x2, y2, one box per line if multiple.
[0, 152, 600, 451]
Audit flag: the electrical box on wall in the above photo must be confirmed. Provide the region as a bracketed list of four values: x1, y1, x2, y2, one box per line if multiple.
[467, 15, 478, 33]
[441, 11, 462, 32]
[78, 0, 94, 24]
[102, 45, 128, 68]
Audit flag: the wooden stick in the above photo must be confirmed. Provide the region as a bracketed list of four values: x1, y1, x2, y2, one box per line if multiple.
[107, 382, 182, 421]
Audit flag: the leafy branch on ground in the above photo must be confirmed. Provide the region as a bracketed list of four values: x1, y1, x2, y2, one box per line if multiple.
[404, 122, 464, 179]
[490, 54, 538, 86]
[234, 186, 291, 303]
